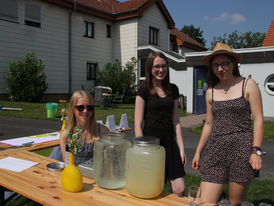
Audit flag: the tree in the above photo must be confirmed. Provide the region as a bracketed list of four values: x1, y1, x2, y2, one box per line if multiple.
[97, 57, 137, 98]
[6, 52, 48, 102]
[211, 30, 266, 49]
[181, 24, 206, 46]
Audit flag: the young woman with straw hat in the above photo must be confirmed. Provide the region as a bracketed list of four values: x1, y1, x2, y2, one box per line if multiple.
[192, 43, 264, 205]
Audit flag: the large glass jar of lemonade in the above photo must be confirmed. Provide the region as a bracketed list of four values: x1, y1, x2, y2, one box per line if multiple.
[93, 132, 131, 189]
[125, 136, 165, 198]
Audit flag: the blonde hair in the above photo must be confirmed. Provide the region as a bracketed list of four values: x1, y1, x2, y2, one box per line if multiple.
[65, 90, 98, 138]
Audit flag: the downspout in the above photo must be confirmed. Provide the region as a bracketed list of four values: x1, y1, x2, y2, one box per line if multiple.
[68, 0, 77, 94]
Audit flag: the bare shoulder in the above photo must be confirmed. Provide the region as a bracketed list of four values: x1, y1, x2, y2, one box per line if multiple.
[205, 87, 213, 103]
[99, 123, 110, 134]
[246, 78, 260, 93]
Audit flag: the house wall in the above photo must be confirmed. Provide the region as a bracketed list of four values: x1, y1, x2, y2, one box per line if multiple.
[71, 12, 113, 92]
[0, 0, 69, 94]
[169, 67, 187, 96]
[138, 4, 169, 51]
[113, 19, 137, 66]
[240, 63, 274, 117]
[0, 0, 114, 97]
[180, 47, 197, 55]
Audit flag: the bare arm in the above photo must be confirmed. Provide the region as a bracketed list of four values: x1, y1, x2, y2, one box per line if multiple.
[192, 89, 213, 170]
[172, 98, 186, 166]
[134, 95, 145, 137]
[246, 79, 264, 170]
[59, 130, 68, 162]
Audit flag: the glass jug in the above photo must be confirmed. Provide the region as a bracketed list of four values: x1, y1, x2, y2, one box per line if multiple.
[93, 132, 131, 189]
[125, 136, 165, 198]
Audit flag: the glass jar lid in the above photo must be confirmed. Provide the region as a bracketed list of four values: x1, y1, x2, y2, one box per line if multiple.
[133, 136, 160, 146]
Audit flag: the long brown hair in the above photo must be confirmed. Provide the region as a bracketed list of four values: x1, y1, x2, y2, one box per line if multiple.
[143, 51, 171, 95]
[208, 54, 241, 88]
[66, 90, 98, 137]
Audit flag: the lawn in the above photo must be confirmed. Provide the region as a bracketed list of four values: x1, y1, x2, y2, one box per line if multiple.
[1, 101, 274, 205]
[191, 121, 274, 140]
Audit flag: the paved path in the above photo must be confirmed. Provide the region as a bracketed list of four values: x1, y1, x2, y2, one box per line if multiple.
[0, 115, 273, 180]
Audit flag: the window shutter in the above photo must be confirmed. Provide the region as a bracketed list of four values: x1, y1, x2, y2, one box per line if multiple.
[25, 3, 41, 23]
[0, 0, 18, 21]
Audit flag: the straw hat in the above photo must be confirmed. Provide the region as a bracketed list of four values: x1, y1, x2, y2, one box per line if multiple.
[202, 42, 242, 66]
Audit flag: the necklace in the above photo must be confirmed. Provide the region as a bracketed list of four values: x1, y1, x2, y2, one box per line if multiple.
[222, 77, 236, 95]
[224, 87, 230, 94]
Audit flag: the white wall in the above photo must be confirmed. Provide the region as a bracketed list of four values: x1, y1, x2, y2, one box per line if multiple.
[113, 19, 137, 66]
[169, 66, 194, 113]
[0, 0, 115, 95]
[169, 67, 187, 96]
[70, 12, 113, 92]
[138, 4, 169, 50]
[0, 0, 69, 93]
[240, 63, 274, 117]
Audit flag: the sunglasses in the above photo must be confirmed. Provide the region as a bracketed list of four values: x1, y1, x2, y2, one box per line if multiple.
[75, 105, 95, 112]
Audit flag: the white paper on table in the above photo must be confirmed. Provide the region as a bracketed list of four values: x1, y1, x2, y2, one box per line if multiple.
[0, 157, 39, 172]
[0, 132, 60, 146]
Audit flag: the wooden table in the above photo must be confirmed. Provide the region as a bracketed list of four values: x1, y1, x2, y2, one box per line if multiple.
[0, 149, 214, 206]
[0, 140, 60, 155]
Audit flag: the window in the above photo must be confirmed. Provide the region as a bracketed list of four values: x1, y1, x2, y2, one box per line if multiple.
[106, 24, 111, 38]
[149, 27, 159, 45]
[87, 63, 97, 80]
[25, 3, 41, 27]
[139, 57, 147, 79]
[83, 21, 94, 38]
[0, 0, 18, 22]
[264, 74, 274, 95]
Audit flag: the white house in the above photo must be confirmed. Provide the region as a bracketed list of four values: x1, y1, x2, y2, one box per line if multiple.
[0, 0, 173, 100]
[0, 0, 205, 102]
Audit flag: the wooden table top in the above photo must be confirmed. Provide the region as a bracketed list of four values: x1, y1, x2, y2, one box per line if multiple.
[0, 149, 214, 206]
[0, 140, 60, 155]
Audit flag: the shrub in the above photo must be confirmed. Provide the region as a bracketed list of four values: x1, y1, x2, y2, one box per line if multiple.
[6, 52, 48, 102]
[97, 57, 137, 100]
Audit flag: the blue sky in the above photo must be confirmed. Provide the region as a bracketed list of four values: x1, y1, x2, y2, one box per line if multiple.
[162, 0, 274, 48]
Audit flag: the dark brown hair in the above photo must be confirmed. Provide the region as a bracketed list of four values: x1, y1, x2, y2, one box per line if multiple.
[208, 54, 241, 88]
[143, 51, 171, 95]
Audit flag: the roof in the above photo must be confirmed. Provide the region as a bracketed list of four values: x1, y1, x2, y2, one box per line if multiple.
[262, 21, 274, 47]
[44, 0, 174, 28]
[170, 28, 207, 51]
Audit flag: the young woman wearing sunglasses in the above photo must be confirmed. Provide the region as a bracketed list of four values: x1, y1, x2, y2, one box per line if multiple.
[60, 90, 109, 165]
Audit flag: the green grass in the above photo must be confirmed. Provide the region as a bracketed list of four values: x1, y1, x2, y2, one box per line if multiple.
[0, 101, 186, 125]
[191, 121, 274, 140]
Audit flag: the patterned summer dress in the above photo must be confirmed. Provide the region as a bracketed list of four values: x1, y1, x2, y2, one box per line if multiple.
[65, 123, 102, 166]
[200, 78, 255, 184]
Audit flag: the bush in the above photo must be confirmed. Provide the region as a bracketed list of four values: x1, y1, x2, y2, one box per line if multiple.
[97, 57, 137, 99]
[6, 52, 48, 102]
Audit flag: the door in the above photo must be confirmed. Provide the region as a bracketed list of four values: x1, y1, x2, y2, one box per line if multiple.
[194, 68, 208, 114]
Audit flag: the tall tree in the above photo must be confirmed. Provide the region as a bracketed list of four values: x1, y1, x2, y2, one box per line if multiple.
[180, 24, 206, 46]
[211, 30, 266, 49]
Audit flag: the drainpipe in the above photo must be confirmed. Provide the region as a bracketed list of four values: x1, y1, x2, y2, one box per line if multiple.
[68, 0, 77, 94]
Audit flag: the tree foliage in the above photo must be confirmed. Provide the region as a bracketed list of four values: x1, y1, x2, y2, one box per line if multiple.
[6, 52, 48, 102]
[97, 57, 137, 97]
[181, 24, 206, 46]
[211, 30, 266, 49]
